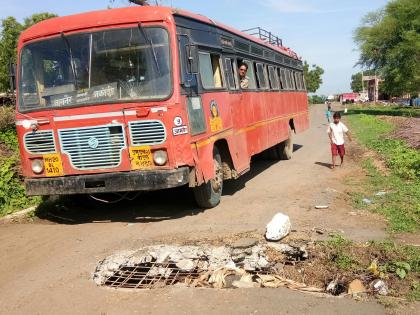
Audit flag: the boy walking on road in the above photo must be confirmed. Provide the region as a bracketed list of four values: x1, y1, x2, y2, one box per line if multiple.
[327, 112, 352, 169]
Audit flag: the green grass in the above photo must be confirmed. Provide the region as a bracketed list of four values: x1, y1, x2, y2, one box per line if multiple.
[347, 105, 420, 118]
[321, 235, 420, 300]
[0, 127, 40, 216]
[345, 112, 420, 232]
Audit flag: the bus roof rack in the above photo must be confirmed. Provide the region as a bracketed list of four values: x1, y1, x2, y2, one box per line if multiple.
[242, 27, 283, 47]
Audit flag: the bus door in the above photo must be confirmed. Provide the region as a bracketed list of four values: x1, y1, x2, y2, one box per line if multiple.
[223, 56, 249, 172]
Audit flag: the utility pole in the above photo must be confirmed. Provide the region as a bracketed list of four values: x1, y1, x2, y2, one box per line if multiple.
[361, 70, 364, 92]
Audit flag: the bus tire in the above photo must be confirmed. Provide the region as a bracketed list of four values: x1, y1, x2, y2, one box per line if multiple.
[193, 147, 223, 208]
[277, 127, 293, 160]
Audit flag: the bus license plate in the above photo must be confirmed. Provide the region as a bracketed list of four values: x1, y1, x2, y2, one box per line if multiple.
[43, 154, 64, 177]
[130, 146, 153, 169]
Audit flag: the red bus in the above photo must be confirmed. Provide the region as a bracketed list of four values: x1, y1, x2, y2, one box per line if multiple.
[15, 6, 309, 208]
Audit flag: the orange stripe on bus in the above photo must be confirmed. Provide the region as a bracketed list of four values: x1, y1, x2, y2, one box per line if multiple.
[191, 110, 308, 149]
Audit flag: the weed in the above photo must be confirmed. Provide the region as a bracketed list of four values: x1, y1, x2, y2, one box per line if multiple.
[0, 124, 40, 216]
[409, 281, 420, 301]
[319, 236, 420, 300]
[345, 113, 420, 232]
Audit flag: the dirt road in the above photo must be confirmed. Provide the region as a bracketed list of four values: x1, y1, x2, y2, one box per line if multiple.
[0, 104, 388, 314]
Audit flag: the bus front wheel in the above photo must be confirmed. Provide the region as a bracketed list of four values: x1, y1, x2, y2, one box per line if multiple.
[193, 147, 223, 208]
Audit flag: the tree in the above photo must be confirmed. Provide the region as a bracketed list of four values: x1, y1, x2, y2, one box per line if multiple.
[354, 0, 420, 96]
[350, 69, 375, 92]
[0, 13, 56, 92]
[0, 17, 22, 92]
[23, 13, 57, 29]
[303, 61, 324, 93]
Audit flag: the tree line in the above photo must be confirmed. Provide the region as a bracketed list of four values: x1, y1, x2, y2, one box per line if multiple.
[352, 0, 419, 97]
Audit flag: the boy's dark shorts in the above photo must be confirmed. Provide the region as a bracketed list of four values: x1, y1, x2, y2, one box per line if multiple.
[331, 143, 345, 157]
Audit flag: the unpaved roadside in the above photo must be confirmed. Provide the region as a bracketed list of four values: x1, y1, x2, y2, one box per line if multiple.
[0, 104, 390, 314]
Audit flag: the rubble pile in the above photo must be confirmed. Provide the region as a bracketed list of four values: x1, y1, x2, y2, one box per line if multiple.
[93, 239, 318, 292]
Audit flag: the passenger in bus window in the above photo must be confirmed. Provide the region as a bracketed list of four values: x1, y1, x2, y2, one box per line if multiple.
[238, 63, 249, 89]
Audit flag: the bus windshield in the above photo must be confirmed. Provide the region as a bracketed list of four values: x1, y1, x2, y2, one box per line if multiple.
[19, 27, 171, 111]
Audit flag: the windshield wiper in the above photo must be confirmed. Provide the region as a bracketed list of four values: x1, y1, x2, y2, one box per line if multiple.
[137, 23, 160, 75]
[60, 32, 78, 90]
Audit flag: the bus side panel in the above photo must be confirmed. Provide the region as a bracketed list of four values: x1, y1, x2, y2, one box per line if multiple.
[230, 93, 251, 172]
[241, 92, 265, 156]
[293, 93, 310, 132]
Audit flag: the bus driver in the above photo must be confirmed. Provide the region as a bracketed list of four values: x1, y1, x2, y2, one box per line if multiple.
[239, 63, 249, 89]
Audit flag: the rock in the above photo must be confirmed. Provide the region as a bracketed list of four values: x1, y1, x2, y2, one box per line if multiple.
[266, 243, 308, 261]
[231, 247, 253, 256]
[224, 274, 242, 288]
[175, 259, 195, 271]
[370, 279, 388, 296]
[232, 238, 258, 249]
[208, 247, 231, 269]
[348, 279, 366, 295]
[265, 213, 291, 241]
[326, 279, 346, 296]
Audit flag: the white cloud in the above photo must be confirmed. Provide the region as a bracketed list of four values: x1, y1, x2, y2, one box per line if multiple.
[262, 0, 313, 13]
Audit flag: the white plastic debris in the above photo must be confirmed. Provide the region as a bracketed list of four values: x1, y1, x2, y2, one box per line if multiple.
[265, 213, 291, 241]
[362, 198, 372, 205]
[315, 205, 329, 209]
[370, 279, 388, 296]
[374, 191, 387, 196]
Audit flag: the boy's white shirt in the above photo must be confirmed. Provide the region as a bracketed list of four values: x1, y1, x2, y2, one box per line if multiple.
[327, 122, 348, 145]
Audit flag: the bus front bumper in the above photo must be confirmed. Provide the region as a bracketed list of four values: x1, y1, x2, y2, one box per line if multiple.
[25, 167, 190, 196]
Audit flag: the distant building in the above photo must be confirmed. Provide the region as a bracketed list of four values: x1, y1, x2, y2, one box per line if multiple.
[362, 75, 383, 102]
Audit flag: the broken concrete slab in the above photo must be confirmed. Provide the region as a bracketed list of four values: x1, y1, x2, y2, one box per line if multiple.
[231, 238, 258, 249]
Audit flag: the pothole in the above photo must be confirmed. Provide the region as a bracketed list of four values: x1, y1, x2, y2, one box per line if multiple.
[93, 239, 317, 292]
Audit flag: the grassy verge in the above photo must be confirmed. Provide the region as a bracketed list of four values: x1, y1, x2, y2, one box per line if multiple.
[319, 235, 420, 301]
[344, 110, 420, 232]
[347, 105, 420, 118]
[0, 106, 40, 216]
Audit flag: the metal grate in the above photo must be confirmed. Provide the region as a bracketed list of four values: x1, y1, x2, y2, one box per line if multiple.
[58, 124, 126, 170]
[24, 130, 56, 154]
[129, 120, 166, 146]
[103, 260, 204, 289]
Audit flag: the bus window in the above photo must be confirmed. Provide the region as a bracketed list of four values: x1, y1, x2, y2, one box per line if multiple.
[224, 57, 239, 90]
[268, 66, 279, 90]
[198, 52, 224, 89]
[302, 73, 306, 90]
[285, 69, 292, 90]
[239, 59, 256, 89]
[296, 72, 303, 90]
[290, 71, 297, 90]
[255, 63, 268, 89]
[279, 67, 287, 90]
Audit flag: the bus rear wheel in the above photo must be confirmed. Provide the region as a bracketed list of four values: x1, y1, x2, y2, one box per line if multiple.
[277, 127, 294, 160]
[193, 147, 223, 208]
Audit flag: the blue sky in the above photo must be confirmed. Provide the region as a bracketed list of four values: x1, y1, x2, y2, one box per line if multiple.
[0, 0, 389, 95]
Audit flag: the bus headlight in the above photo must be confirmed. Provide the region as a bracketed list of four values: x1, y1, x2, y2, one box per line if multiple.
[153, 150, 168, 166]
[31, 159, 44, 174]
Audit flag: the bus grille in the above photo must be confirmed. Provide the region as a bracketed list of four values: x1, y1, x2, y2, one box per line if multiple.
[24, 130, 56, 154]
[129, 120, 166, 146]
[58, 125, 126, 170]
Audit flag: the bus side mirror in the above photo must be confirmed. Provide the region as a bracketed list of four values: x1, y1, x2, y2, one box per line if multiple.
[8, 61, 16, 91]
[186, 44, 199, 74]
